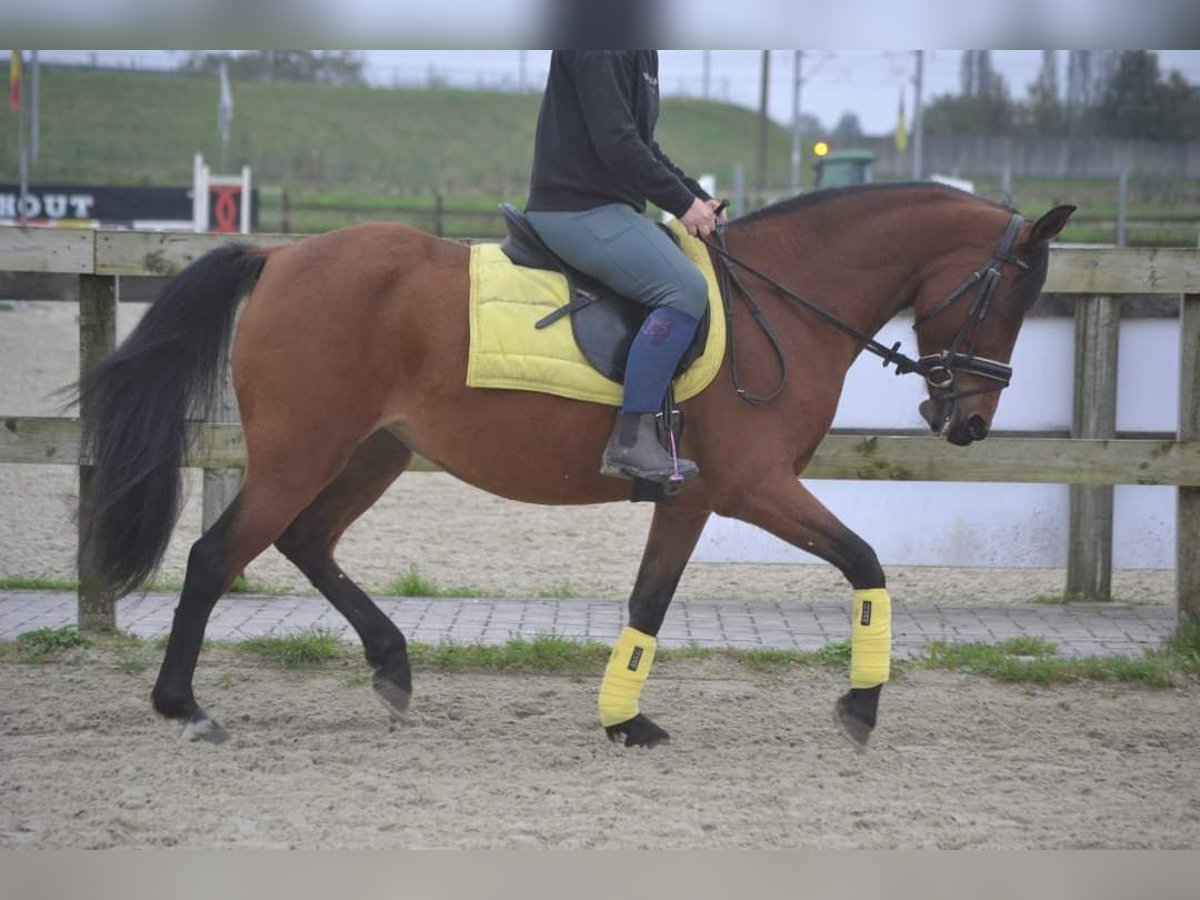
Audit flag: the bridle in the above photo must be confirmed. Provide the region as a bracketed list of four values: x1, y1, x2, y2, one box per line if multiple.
[910, 212, 1027, 402]
[704, 212, 1028, 406]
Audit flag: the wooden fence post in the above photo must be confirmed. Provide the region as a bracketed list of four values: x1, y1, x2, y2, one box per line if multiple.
[201, 346, 241, 535]
[1067, 294, 1120, 601]
[1178, 293, 1200, 623]
[77, 274, 117, 633]
[434, 194, 445, 237]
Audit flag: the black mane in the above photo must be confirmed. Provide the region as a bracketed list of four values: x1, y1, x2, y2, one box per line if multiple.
[732, 181, 1015, 227]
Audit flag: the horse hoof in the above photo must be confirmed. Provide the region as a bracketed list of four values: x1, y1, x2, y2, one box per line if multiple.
[372, 672, 412, 720]
[605, 713, 670, 748]
[181, 714, 230, 745]
[833, 696, 872, 751]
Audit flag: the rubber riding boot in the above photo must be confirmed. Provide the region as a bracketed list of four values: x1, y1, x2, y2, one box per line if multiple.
[601, 306, 702, 482]
[601, 411, 699, 482]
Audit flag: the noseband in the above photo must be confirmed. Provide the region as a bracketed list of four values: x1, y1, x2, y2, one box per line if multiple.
[705, 212, 1027, 406]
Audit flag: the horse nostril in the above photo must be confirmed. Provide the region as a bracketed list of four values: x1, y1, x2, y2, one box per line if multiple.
[967, 415, 989, 442]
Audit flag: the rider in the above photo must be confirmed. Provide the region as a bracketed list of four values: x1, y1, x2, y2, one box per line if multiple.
[524, 50, 725, 483]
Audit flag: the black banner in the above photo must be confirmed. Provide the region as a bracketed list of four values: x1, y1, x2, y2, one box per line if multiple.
[0, 184, 259, 228]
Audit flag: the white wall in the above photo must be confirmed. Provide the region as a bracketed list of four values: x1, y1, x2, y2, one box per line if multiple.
[694, 315, 1180, 569]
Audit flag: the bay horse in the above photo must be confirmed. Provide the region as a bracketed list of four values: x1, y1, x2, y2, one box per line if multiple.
[76, 183, 1074, 748]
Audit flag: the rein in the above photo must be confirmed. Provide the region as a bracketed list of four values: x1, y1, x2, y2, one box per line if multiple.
[703, 211, 1027, 406]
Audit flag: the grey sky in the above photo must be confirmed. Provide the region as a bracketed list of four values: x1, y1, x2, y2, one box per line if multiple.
[34, 50, 1200, 135]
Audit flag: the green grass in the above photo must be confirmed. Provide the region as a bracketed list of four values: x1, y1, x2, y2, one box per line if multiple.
[4, 615, 1198, 689]
[147, 577, 285, 594]
[382, 566, 484, 599]
[535, 585, 581, 600]
[1166, 617, 1200, 673]
[738, 639, 853, 672]
[237, 628, 352, 668]
[1030, 593, 1069, 606]
[15, 626, 90, 663]
[229, 576, 283, 594]
[410, 635, 611, 675]
[925, 639, 1176, 686]
[0, 576, 80, 592]
[114, 655, 151, 675]
[4, 68, 798, 201]
[995, 636, 1059, 657]
[0, 574, 297, 596]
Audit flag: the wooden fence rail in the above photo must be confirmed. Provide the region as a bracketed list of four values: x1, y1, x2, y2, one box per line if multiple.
[2, 228, 1198, 628]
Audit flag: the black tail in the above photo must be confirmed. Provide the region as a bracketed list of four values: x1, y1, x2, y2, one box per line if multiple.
[75, 243, 267, 597]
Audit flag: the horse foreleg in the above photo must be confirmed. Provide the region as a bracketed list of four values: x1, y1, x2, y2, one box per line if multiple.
[274, 429, 415, 721]
[722, 478, 889, 749]
[601, 501, 711, 748]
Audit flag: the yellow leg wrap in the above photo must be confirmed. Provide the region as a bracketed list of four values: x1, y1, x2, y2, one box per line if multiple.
[598, 626, 657, 727]
[850, 588, 892, 688]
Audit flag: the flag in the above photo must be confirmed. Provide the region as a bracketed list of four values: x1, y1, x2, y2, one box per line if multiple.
[894, 88, 908, 153]
[217, 61, 233, 145]
[9, 51, 20, 111]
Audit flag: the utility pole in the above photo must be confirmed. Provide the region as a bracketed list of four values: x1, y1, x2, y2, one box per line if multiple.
[519, 51, 527, 92]
[755, 50, 770, 198]
[702, 50, 711, 98]
[791, 50, 804, 192]
[912, 50, 925, 180]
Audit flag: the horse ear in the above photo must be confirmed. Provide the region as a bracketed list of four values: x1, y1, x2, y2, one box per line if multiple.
[1027, 205, 1076, 246]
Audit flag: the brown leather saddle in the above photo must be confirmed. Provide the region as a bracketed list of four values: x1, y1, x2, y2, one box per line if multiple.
[497, 203, 710, 383]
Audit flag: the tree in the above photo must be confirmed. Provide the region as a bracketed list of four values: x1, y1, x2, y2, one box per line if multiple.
[924, 51, 1017, 134]
[916, 50, 1198, 139]
[1024, 50, 1064, 135]
[1093, 51, 1200, 139]
[923, 82, 1016, 136]
[1163, 71, 1200, 139]
[831, 112, 863, 144]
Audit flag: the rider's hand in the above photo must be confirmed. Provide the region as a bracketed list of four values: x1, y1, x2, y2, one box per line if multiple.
[706, 198, 728, 223]
[680, 198, 718, 238]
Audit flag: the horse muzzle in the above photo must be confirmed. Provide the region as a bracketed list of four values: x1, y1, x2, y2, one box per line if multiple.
[947, 412, 989, 446]
[919, 397, 951, 435]
[919, 399, 990, 446]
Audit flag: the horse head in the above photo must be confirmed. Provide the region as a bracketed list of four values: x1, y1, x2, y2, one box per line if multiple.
[912, 204, 1075, 446]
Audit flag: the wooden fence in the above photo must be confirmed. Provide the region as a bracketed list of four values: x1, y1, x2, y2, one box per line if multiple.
[2, 228, 1199, 631]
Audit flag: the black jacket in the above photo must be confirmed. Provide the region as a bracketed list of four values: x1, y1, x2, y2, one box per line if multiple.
[526, 50, 710, 218]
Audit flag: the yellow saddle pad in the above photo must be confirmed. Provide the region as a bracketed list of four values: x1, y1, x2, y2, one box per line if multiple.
[466, 219, 726, 406]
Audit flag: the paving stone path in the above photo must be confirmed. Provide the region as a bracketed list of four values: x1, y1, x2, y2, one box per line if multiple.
[0, 591, 1177, 658]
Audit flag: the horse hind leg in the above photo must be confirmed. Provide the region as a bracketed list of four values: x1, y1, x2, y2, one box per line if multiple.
[600, 501, 711, 749]
[150, 495, 245, 743]
[151, 443, 359, 742]
[274, 429, 415, 722]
